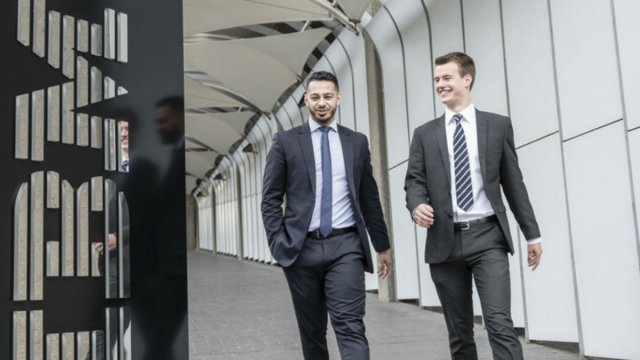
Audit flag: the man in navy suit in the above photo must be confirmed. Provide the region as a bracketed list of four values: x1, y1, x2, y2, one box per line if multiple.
[262, 71, 391, 360]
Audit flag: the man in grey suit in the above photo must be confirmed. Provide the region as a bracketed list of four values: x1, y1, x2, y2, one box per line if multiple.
[405, 52, 543, 360]
[262, 71, 392, 360]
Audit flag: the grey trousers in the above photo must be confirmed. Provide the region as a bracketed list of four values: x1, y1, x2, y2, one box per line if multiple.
[283, 232, 369, 360]
[430, 220, 523, 360]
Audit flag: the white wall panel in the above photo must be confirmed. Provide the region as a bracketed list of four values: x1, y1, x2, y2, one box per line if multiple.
[502, 0, 559, 146]
[629, 129, 640, 254]
[389, 163, 419, 299]
[518, 134, 578, 342]
[366, 9, 410, 168]
[275, 106, 293, 131]
[323, 44, 355, 130]
[550, 0, 622, 139]
[462, 0, 508, 116]
[336, 31, 370, 137]
[564, 122, 640, 359]
[613, 0, 640, 130]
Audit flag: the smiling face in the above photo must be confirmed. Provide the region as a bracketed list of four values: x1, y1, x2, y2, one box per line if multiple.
[434, 61, 473, 112]
[304, 80, 341, 126]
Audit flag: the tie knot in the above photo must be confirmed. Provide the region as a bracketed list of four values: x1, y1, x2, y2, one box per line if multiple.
[319, 127, 331, 134]
[452, 113, 463, 124]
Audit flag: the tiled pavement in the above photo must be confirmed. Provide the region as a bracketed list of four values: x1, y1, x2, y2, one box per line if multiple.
[188, 250, 578, 360]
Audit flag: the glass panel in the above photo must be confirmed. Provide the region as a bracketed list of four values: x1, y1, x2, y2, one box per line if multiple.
[91, 24, 103, 56]
[91, 116, 103, 149]
[104, 119, 117, 171]
[46, 241, 60, 277]
[105, 180, 118, 298]
[118, 307, 128, 360]
[13, 311, 27, 360]
[30, 172, 44, 301]
[105, 308, 118, 360]
[91, 330, 104, 360]
[46, 334, 60, 360]
[90, 176, 104, 212]
[76, 183, 89, 276]
[104, 77, 116, 99]
[61, 181, 74, 277]
[13, 183, 28, 301]
[32, 0, 46, 57]
[31, 90, 45, 161]
[90, 67, 102, 104]
[61, 82, 75, 144]
[17, 0, 30, 46]
[47, 171, 60, 209]
[15, 94, 29, 160]
[76, 114, 89, 147]
[30, 311, 44, 360]
[77, 20, 89, 53]
[119, 193, 130, 297]
[47, 85, 61, 142]
[76, 57, 89, 107]
[117, 13, 128, 63]
[48, 11, 61, 69]
[62, 16, 75, 79]
[104, 9, 116, 60]
[61, 333, 74, 360]
[76, 332, 89, 360]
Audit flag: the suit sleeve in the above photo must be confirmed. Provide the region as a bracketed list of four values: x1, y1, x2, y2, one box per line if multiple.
[261, 132, 287, 245]
[358, 136, 390, 253]
[404, 128, 430, 215]
[499, 118, 541, 240]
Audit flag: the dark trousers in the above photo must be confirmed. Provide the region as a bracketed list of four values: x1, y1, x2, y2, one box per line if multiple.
[283, 232, 369, 360]
[430, 220, 523, 360]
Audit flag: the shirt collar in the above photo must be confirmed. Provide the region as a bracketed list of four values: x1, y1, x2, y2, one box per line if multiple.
[308, 118, 338, 133]
[445, 103, 476, 126]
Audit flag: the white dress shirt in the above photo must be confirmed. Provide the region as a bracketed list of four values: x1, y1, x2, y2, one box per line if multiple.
[308, 119, 356, 232]
[444, 104, 540, 245]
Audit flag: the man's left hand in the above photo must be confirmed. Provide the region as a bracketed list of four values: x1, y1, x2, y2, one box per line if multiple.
[377, 250, 392, 279]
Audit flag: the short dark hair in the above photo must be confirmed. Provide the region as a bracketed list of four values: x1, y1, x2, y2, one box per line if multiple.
[156, 96, 185, 114]
[435, 52, 476, 89]
[306, 71, 339, 91]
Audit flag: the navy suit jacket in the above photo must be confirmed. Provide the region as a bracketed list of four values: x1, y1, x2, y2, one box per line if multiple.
[261, 122, 390, 273]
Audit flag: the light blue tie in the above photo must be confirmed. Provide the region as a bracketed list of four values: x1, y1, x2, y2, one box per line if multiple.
[453, 114, 474, 211]
[319, 127, 332, 237]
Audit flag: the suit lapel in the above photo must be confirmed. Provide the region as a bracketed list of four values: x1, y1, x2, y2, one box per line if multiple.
[338, 125, 356, 197]
[435, 115, 451, 186]
[475, 109, 488, 183]
[297, 124, 316, 194]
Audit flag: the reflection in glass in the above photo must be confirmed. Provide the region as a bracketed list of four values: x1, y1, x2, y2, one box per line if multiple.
[77, 57, 89, 107]
[91, 177, 103, 277]
[15, 94, 29, 160]
[61, 333, 75, 360]
[104, 119, 117, 171]
[17, 0, 30, 46]
[48, 11, 61, 69]
[104, 76, 116, 99]
[13, 183, 28, 301]
[105, 180, 118, 299]
[119, 193, 130, 297]
[91, 24, 103, 57]
[117, 13, 128, 63]
[77, 183, 89, 277]
[62, 15, 75, 79]
[30, 172, 44, 301]
[32, 90, 45, 161]
[77, 20, 89, 53]
[46, 241, 60, 277]
[30, 310, 44, 360]
[104, 9, 116, 60]
[91, 330, 104, 360]
[91, 67, 103, 104]
[91, 116, 103, 149]
[47, 171, 60, 209]
[77, 114, 89, 147]
[46, 334, 60, 360]
[13, 311, 27, 360]
[117, 86, 128, 96]
[47, 85, 61, 142]
[62, 82, 75, 144]
[33, 0, 46, 57]
[117, 121, 129, 173]
[76, 332, 89, 360]
[61, 181, 74, 277]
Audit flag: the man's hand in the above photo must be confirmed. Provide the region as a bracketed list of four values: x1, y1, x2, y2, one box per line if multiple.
[527, 243, 542, 271]
[413, 204, 435, 228]
[94, 234, 118, 254]
[377, 250, 392, 279]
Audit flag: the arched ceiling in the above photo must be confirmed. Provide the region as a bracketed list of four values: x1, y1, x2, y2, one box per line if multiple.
[183, 0, 372, 195]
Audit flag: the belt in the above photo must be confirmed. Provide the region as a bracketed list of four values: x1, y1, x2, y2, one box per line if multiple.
[308, 226, 357, 239]
[453, 215, 497, 231]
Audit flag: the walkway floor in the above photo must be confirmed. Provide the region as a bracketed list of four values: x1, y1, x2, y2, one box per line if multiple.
[187, 250, 578, 360]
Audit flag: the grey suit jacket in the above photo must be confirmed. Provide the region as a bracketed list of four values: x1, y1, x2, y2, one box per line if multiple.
[261, 122, 390, 273]
[405, 110, 540, 264]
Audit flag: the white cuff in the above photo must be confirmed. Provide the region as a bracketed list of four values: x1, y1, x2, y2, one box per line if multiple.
[526, 237, 542, 245]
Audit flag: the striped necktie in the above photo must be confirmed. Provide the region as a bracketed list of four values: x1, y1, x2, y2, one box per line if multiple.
[452, 113, 474, 211]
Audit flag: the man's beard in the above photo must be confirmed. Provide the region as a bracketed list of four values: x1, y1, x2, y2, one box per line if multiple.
[310, 107, 337, 125]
